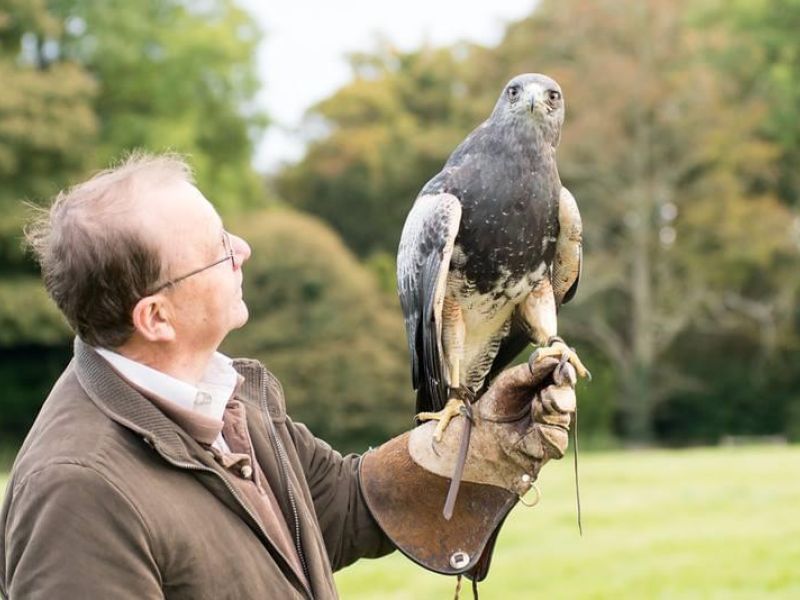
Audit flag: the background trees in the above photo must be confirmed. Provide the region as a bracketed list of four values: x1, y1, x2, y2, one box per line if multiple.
[2, 0, 799, 450]
[222, 209, 410, 452]
[0, 0, 267, 441]
[277, 0, 800, 445]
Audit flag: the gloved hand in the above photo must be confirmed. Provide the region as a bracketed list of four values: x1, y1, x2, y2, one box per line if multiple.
[360, 356, 577, 579]
[409, 355, 577, 498]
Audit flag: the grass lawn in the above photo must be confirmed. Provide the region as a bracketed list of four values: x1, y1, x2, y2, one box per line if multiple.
[2, 446, 798, 598]
[335, 445, 800, 599]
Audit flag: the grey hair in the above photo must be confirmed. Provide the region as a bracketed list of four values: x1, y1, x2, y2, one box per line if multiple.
[25, 151, 194, 348]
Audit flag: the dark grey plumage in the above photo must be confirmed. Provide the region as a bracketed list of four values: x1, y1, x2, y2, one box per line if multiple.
[397, 73, 581, 416]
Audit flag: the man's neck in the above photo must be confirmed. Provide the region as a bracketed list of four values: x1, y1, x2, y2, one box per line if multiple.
[114, 340, 215, 385]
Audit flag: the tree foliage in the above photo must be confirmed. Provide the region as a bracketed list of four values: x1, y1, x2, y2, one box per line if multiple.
[276, 44, 487, 259]
[720, 0, 800, 205]
[3, 0, 800, 448]
[275, 0, 800, 443]
[0, 0, 266, 343]
[0, 0, 268, 441]
[222, 208, 411, 452]
[0, 0, 97, 273]
[49, 0, 267, 213]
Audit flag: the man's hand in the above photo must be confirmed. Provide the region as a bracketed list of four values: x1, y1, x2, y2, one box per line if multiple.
[408, 356, 577, 497]
[359, 357, 578, 578]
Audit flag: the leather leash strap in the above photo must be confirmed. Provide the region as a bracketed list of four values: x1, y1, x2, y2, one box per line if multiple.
[443, 399, 474, 520]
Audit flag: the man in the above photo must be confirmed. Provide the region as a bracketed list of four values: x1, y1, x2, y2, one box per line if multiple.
[1, 154, 576, 599]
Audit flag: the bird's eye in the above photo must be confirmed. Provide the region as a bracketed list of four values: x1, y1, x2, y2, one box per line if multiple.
[548, 90, 561, 103]
[507, 85, 521, 102]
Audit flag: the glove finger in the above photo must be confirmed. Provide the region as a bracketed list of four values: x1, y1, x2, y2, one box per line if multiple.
[479, 358, 561, 420]
[541, 384, 576, 414]
[517, 355, 561, 389]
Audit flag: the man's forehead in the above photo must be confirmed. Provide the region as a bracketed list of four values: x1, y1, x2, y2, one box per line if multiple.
[135, 181, 222, 253]
[138, 181, 218, 223]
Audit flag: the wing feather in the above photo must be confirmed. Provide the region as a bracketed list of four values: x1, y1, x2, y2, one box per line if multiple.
[552, 186, 583, 307]
[397, 193, 462, 414]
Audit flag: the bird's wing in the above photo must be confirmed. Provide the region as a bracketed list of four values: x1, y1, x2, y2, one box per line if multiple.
[397, 193, 462, 414]
[552, 186, 583, 306]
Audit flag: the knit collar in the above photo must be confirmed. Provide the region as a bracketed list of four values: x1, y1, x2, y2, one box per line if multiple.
[74, 337, 262, 463]
[94, 347, 242, 447]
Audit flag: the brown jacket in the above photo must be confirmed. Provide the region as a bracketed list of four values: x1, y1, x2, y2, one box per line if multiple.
[0, 339, 394, 599]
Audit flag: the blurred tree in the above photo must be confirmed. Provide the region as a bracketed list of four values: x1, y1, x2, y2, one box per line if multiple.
[0, 0, 97, 270]
[275, 0, 799, 443]
[276, 43, 488, 259]
[222, 208, 411, 453]
[0, 0, 268, 442]
[492, 0, 796, 441]
[0, 1, 96, 187]
[720, 0, 800, 206]
[50, 0, 267, 213]
[0, 0, 92, 410]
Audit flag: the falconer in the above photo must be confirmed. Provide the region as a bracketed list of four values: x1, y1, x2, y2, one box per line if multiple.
[1, 153, 577, 599]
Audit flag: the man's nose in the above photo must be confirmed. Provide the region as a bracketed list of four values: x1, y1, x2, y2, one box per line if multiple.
[230, 233, 251, 268]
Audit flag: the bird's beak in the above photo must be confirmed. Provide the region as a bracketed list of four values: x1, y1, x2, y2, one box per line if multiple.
[526, 85, 546, 114]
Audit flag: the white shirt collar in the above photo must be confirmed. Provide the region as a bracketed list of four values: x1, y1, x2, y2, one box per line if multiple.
[95, 347, 239, 422]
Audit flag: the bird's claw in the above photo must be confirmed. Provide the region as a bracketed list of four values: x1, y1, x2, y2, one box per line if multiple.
[417, 396, 468, 444]
[554, 359, 578, 387]
[528, 349, 541, 375]
[529, 339, 591, 382]
[458, 401, 475, 425]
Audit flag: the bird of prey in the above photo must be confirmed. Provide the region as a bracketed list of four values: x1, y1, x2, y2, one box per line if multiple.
[397, 73, 589, 449]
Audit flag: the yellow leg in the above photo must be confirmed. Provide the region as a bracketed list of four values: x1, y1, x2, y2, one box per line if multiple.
[531, 338, 591, 380]
[417, 296, 468, 443]
[416, 397, 466, 443]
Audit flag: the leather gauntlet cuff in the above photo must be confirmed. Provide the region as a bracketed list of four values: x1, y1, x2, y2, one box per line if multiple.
[359, 432, 517, 581]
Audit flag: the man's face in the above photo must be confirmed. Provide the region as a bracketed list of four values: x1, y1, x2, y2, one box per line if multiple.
[140, 181, 251, 353]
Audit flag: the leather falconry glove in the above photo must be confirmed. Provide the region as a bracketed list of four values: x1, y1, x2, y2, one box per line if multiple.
[360, 356, 577, 582]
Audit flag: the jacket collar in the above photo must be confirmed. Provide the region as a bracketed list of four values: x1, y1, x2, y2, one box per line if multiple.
[74, 337, 215, 465]
[75, 339, 285, 464]
[74, 338, 316, 599]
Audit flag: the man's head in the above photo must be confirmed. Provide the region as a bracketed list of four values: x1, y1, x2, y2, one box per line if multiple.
[26, 153, 251, 354]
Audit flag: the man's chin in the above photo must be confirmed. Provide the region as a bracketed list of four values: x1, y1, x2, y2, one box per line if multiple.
[234, 303, 249, 328]
[224, 302, 249, 335]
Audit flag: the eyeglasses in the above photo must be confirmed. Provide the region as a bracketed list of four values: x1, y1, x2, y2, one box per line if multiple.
[147, 231, 235, 295]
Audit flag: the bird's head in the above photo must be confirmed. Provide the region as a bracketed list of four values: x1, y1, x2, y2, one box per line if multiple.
[491, 73, 565, 147]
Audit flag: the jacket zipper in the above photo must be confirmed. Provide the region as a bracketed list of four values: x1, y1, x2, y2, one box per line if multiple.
[150, 442, 314, 599]
[259, 367, 312, 586]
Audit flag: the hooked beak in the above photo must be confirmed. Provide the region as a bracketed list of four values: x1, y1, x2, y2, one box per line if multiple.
[526, 84, 547, 114]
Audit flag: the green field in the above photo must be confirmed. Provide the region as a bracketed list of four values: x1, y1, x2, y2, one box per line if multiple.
[335, 445, 800, 599]
[2, 446, 799, 598]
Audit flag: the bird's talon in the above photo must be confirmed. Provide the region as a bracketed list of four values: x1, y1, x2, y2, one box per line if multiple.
[430, 438, 441, 456]
[528, 351, 541, 375]
[458, 403, 475, 425]
[416, 396, 469, 443]
[555, 361, 578, 387]
[530, 339, 591, 382]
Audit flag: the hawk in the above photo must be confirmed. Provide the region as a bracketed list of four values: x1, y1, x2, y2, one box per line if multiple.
[397, 73, 589, 447]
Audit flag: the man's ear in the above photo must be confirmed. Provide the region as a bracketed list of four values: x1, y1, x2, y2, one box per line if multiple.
[131, 295, 176, 342]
